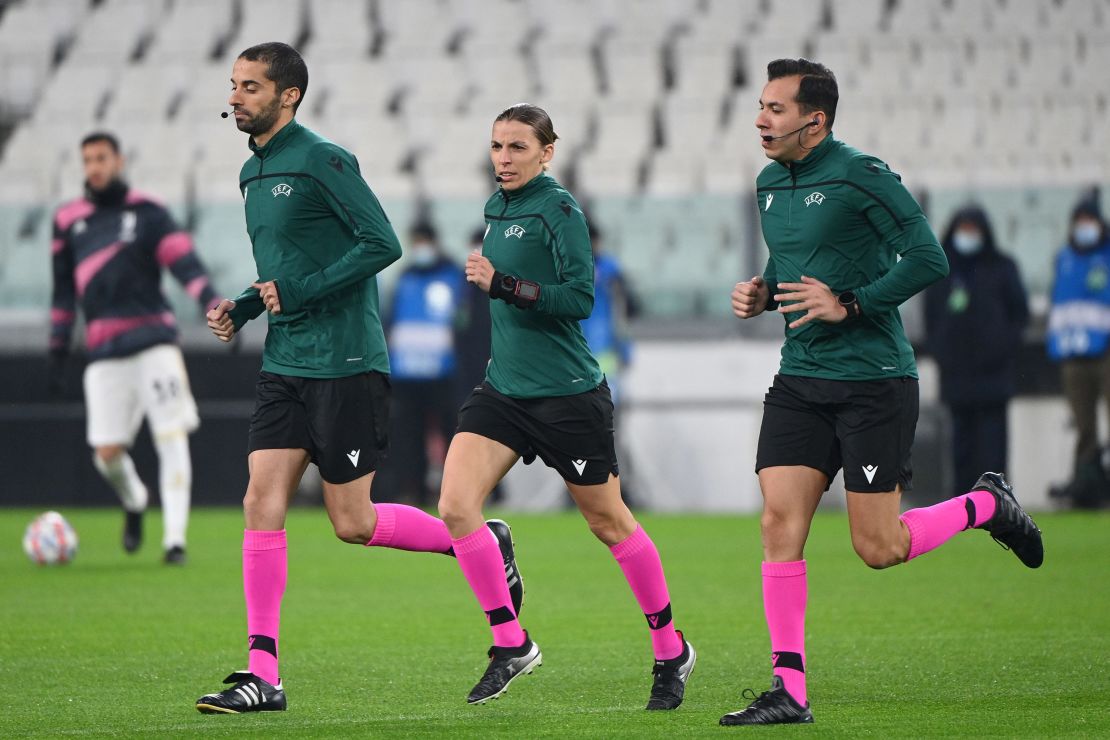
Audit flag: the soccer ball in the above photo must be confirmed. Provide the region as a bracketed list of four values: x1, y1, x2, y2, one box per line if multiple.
[23, 511, 78, 565]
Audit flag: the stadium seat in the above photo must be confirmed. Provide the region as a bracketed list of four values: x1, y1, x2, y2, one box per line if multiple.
[304, 0, 373, 61]
[0, 0, 1106, 319]
[238, 0, 307, 49]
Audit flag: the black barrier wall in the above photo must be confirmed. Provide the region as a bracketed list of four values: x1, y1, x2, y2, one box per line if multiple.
[0, 340, 1062, 508]
[0, 351, 261, 507]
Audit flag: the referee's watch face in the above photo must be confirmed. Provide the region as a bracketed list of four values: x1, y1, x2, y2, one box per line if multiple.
[490, 120, 553, 191]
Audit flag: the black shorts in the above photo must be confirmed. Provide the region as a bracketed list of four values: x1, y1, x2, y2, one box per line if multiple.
[456, 381, 619, 486]
[248, 371, 391, 484]
[755, 374, 918, 493]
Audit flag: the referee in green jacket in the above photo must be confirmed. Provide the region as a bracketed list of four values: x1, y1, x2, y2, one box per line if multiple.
[720, 59, 1043, 726]
[436, 104, 695, 710]
[196, 42, 514, 715]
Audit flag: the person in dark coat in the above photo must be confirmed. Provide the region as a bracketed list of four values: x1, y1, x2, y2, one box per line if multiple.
[925, 205, 1030, 496]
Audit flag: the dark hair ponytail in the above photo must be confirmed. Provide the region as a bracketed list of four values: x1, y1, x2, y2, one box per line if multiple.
[495, 104, 558, 147]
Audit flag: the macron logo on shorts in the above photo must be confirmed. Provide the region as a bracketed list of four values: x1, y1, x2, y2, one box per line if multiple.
[571, 459, 587, 476]
[347, 449, 361, 467]
[862, 464, 878, 484]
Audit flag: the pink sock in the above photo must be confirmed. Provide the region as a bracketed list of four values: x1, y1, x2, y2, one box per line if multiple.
[763, 560, 807, 705]
[366, 503, 452, 553]
[900, 491, 996, 561]
[243, 529, 287, 686]
[452, 526, 525, 648]
[610, 525, 683, 660]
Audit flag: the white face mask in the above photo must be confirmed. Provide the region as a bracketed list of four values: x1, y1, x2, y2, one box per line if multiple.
[409, 244, 436, 266]
[1073, 221, 1102, 248]
[952, 230, 983, 256]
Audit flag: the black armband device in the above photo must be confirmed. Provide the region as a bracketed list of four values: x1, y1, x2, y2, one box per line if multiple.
[489, 270, 541, 309]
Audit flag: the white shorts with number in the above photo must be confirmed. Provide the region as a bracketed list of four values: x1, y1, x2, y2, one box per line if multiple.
[83, 344, 200, 447]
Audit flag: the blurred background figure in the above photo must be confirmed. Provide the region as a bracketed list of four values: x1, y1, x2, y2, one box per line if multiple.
[580, 221, 638, 405]
[925, 204, 1029, 497]
[580, 220, 640, 501]
[50, 131, 218, 564]
[376, 221, 466, 505]
[453, 225, 496, 406]
[1047, 193, 1110, 508]
[449, 224, 504, 503]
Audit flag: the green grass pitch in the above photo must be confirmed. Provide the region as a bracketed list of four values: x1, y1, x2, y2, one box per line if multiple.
[1, 507, 1107, 738]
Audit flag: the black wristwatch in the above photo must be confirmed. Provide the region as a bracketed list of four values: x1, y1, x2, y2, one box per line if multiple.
[837, 290, 862, 320]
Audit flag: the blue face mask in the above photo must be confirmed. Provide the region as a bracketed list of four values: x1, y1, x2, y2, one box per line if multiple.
[1073, 221, 1102, 249]
[952, 230, 983, 256]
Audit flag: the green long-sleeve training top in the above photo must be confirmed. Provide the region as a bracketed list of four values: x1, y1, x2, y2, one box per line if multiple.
[756, 135, 949, 380]
[480, 172, 603, 398]
[228, 120, 401, 378]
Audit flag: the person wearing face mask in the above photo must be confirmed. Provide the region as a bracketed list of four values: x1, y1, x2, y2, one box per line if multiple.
[925, 205, 1030, 499]
[376, 221, 466, 505]
[1047, 194, 1110, 508]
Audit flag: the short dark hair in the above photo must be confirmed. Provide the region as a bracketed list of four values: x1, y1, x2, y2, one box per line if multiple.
[81, 131, 120, 153]
[494, 103, 558, 147]
[238, 42, 309, 111]
[767, 58, 838, 131]
[410, 220, 438, 242]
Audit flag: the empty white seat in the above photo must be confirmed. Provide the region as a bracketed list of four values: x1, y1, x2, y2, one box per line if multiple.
[602, 45, 664, 100]
[145, 0, 236, 65]
[531, 46, 599, 99]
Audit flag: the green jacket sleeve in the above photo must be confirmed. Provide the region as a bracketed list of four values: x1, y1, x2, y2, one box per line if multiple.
[228, 285, 265, 330]
[276, 143, 402, 313]
[534, 198, 594, 320]
[851, 158, 949, 315]
[762, 255, 779, 311]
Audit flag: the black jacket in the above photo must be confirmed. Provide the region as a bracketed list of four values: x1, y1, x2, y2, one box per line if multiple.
[924, 206, 1029, 405]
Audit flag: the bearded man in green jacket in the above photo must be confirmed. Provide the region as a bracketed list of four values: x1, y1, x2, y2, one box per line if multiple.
[196, 42, 522, 715]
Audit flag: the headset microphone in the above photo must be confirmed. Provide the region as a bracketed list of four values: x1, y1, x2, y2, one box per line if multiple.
[761, 119, 820, 142]
[221, 111, 230, 118]
[494, 175, 503, 182]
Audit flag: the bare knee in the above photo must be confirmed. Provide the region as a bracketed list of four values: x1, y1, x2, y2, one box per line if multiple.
[760, 508, 789, 538]
[584, 515, 622, 546]
[242, 482, 290, 531]
[760, 508, 808, 551]
[242, 487, 265, 519]
[852, 536, 906, 569]
[581, 509, 636, 547]
[437, 488, 483, 537]
[332, 520, 371, 545]
[94, 444, 126, 464]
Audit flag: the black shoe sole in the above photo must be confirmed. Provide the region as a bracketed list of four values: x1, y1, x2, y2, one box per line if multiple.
[466, 651, 543, 705]
[196, 703, 286, 714]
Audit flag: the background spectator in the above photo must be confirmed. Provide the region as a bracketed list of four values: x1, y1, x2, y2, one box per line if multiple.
[925, 204, 1029, 497]
[376, 221, 466, 505]
[1046, 193, 1110, 508]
